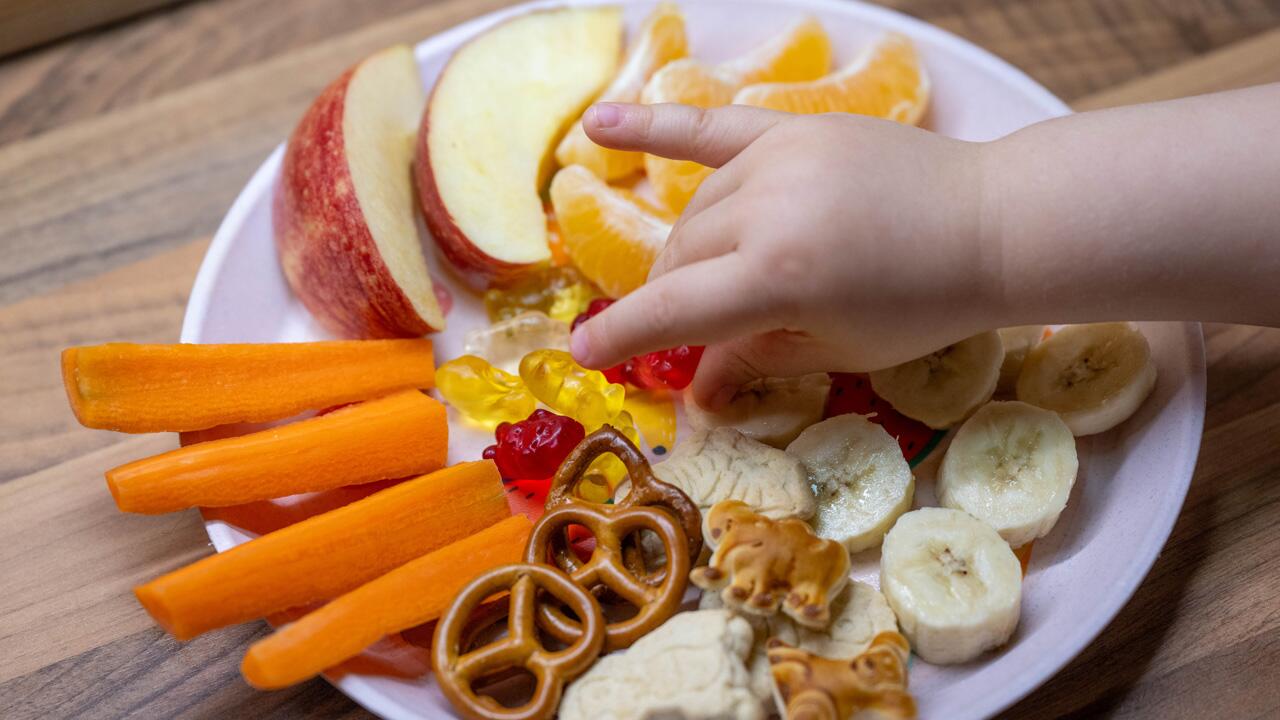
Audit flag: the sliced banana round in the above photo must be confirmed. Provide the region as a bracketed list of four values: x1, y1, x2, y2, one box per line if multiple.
[937, 401, 1078, 548]
[880, 507, 1021, 664]
[869, 331, 1003, 429]
[785, 415, 914, 552]
[769, 580, 899, 659]
[684, 374, 831, 448]
[996, 325, 1045, 395]
[1017, 322, 1157, 436]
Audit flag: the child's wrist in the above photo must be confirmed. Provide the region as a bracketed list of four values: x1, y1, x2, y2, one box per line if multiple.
[969, 138, 1017, 329]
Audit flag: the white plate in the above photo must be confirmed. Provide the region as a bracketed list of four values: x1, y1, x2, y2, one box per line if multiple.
[181, 1, 1206, 717]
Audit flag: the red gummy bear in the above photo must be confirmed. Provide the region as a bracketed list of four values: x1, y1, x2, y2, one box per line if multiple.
[483, 409, 586, 481]
[627, 345, 705, 390]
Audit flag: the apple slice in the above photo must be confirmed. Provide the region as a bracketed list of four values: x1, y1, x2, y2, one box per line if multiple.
[275, 44, 444, 338]
[416, 7, 622, 288]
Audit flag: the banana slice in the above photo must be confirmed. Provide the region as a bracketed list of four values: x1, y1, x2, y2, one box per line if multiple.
[868, 331, 1003, 429]
[996, 325, 1044, 395]
[937, 401, 1078, 547]
[880, 507, 1021, 664]
[1016, 322, 1157, 436]
[769, 580, 899, 659]
[684, 374, 831, 448]
[785, 415, 914, 552]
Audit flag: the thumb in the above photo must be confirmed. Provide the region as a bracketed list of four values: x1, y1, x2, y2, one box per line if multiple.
[583, 102, 784, 167]
[690, 331, 835, 410]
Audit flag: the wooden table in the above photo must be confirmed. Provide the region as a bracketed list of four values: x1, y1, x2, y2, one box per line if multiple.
[2, 1, 1278, 718]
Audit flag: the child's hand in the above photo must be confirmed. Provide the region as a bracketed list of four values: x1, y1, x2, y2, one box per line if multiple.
[569, 103, 999, 408]
[569, 86, 1280, 409]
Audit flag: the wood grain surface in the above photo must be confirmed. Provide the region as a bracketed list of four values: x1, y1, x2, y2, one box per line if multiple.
[1, 1, 1278, 719]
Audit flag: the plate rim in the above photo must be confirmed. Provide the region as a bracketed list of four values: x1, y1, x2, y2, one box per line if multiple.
[179, 1, 1206, 718]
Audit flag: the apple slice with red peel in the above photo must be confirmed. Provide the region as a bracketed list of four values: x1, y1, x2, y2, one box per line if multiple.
[274, 44, 444, 338]
[416, 7, 622, 288]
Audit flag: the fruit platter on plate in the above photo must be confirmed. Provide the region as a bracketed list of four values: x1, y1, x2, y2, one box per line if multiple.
[58, 1, 1205, 719]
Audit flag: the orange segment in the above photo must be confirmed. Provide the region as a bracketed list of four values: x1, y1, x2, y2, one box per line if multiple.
[613, 185, 679, 223]
[555, 3, 688, 180]
[640, 17, 833, 213]
[718, 16, 833, 85]
[550, 165, 671, 298]
[734, 33, 930, 125]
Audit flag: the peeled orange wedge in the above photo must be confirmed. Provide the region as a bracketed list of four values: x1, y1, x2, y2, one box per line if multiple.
[734, 32, 930, 125]
[717, 15, 833, 86]
[556, 3, 688, 180]
[550, 165, 672, 297]
[641, 17, 833, 213]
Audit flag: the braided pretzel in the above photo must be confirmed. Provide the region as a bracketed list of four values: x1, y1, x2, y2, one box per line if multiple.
[432, 564, 605, 720]
[526, 491, 692, 651]
[545, 425, 703, 574]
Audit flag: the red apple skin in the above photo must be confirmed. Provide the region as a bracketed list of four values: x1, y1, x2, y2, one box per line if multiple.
[274, 64, 437, 339]
[414, 109, 536, 290]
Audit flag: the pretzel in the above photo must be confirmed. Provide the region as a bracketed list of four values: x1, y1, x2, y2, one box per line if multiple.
[432, 564, 605, 720]
[545, 425, 703, 574]
[691, 500, 850, 628]
[527, 489, 692, 651]
[766, 632, 916, 720]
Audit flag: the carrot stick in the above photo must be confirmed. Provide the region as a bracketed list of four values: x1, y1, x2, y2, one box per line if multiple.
[62, 339, 435, 433]
[200, 478, 404, 537]
[106, 390, 447, 514]
[135, 461, 507, 640]
[262, 605, 434, 681]
[241, 515, 532, 689]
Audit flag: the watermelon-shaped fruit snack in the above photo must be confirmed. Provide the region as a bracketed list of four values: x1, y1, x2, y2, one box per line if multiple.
[825, 373, 944, 466]
[503, 476, 552, 520]
[502, 477, 598, 563]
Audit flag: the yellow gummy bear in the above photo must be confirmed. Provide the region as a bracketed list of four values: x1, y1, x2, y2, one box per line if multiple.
[580, 410, 641, 501]
[623, 389, 677, 454]
[519, 349, 625, 430]
[436, 355, 536, 429]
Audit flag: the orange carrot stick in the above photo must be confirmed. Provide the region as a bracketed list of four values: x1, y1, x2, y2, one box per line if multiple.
[135, 461, 507, 640]
[262, 604, 434, 682]
[62, 339, 435, 433]
[105, 390, 447, 514]
[241, 515, 532, 689]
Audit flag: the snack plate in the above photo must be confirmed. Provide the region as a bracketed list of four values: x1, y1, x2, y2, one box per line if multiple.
[180, 0, 1207, 717]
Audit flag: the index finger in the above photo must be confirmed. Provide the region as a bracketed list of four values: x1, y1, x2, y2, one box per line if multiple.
[583, 103, 785, 168]
[569, 254, 778, 369]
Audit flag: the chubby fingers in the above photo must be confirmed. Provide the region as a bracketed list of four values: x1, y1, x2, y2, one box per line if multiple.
[583, 102, 785, 166]
[570, 254, 775, 370]
[649, 193, 748, 281]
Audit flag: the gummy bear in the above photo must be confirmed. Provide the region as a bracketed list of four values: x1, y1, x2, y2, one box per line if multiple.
[572, 298, 704, 390]
[581, 410, 641, 500]
[483, 409, 585, 481]
[436, 355, 536, 429]
[463, 311, 570, 374]
[623, 390, 677, 454]
[484, 265, 601, 325]
[628, 345, 705, 391]
[519, 349, 625, 430]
